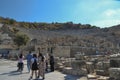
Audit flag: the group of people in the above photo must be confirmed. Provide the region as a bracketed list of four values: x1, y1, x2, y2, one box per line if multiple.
[17, 51, 55, 80]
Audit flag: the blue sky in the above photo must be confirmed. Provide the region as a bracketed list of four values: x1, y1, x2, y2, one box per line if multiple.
[0, 0, 120, 28]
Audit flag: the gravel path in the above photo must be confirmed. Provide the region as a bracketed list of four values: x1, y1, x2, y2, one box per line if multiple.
[0, 59, 87, 80]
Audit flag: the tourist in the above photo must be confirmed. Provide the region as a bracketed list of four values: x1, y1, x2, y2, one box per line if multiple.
[17, 53, 24, 72]
[26, 51, 33, 73]
[49, 54, 55, 72]
[37, 53, 45, 80]
[45, 53, 49, 72]
[30, 53, 38, 79]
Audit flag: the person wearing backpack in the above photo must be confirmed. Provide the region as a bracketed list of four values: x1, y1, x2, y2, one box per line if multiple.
[29, 54, 38, 79]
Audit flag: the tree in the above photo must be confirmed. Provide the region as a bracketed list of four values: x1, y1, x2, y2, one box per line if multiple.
[9, 19, 16, 24]
[14, 33, 29, 48]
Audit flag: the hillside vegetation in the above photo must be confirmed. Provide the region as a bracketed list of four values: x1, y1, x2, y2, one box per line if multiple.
[0, 16, 120, 54]
[0, 17, 98, 30]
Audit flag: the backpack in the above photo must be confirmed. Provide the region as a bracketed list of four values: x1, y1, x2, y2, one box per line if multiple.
[32, 58, 38, 70]
[33, 58, 37, 65]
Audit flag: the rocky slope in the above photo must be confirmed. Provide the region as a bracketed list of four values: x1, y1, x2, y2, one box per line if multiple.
[0, 17, 120, 53]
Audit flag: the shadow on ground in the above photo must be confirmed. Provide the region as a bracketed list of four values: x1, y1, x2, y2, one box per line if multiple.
[0, 70, 28, 76]
[64, 74, 81, 80]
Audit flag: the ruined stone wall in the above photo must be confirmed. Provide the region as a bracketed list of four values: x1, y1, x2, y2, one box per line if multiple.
[53, 46, 70, 58]
[70, 47, 96, 57]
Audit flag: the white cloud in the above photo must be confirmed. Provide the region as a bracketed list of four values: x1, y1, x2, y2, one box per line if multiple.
[102, 9, 120, 17]
[91, 19, 120, 28]
[104, 9, 116, 16]
[72, 0, 120, 28]
[90, 9, 120, 28]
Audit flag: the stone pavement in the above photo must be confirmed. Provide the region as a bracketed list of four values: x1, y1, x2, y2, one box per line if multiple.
[0, 59, 87, 80]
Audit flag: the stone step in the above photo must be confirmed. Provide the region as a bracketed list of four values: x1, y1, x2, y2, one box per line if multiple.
[62, 67, 87, 76]
[87, 74, 97, 79]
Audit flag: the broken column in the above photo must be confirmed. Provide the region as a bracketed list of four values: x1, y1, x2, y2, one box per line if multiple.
[62, 53, 87, 76]
[109, 54, 120, 80]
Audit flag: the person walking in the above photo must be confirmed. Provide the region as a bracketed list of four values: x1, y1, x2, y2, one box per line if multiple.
[17, 53, 24, 72]
[49, 54, 55, 72]
[45, 53, 49, 72]
[30, 54, 38, 80]
[37, 53, 46, 80]
[26, 51, 33, 73]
